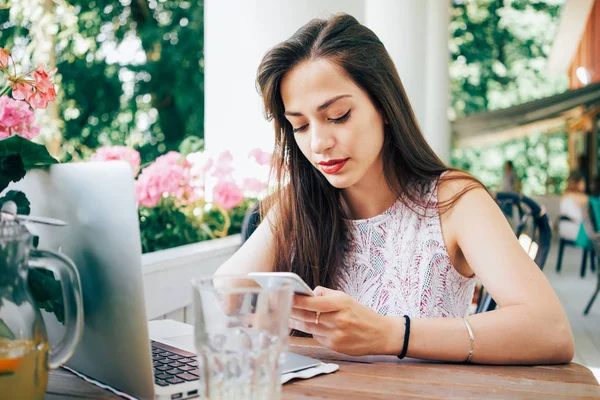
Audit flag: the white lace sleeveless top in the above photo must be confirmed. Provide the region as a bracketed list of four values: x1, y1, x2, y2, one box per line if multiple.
[334, 178, 476, 318]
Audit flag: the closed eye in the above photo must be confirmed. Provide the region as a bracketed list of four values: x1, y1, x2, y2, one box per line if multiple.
[292, 109, 351, 133]
[292, 124, 308, 133]
[328, 109, 351, 124]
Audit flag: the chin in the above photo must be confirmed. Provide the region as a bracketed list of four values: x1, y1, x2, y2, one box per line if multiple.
[323, 175, 355, 189]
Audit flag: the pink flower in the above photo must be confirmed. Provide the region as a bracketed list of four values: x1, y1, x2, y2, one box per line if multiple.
[134, 151, 193, 208]
[0, 96, 40, 140]
[155, 151, 186, 166]
[28, 86, 56, 109]
[188, 150, 235, 184]
[213, 180, 244, 210]
[248, 148, 272, 166]
[33, 68, 57, 94]
[187, 151, 213, 194]
[10, 65, 57, 110]
[0, 49, 9, 69]
[242, 177, 266, 194]
[91, 146, 141, 176]
[11, 82, 33, 102]
[213, 150, 235, 179]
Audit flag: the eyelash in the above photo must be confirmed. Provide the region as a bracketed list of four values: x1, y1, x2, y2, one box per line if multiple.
[292, 109, 352, 133]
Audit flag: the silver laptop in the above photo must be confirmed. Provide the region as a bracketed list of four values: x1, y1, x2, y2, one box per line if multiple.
[10, 161, 319, 399]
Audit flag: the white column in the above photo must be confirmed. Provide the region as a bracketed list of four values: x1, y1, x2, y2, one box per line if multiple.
[424, 0, 451, 163]
[365, 0, 451, 163]
[365, 1, 427, 127]
[204, 0, 364, 156]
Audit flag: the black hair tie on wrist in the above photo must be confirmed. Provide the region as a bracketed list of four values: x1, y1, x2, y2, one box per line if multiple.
[397, 315, 410, 359]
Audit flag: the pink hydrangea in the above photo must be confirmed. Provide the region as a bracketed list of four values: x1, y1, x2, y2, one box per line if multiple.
[134, 151, 193, 208]
[213, 180, 244, 210]
[242, 177, 267, 194]
[248, 148, 272, 166]
[213, 150, 235, 179]
[91, 146, 141, 176]
[187, 149, 237, 194]
[0, 96, 40, 140]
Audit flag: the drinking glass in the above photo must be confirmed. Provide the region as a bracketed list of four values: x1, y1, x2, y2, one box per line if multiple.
[191, 276, 293, 400]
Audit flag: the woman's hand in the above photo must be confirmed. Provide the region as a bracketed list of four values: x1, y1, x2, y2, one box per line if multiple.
[288, 286, 404, 356]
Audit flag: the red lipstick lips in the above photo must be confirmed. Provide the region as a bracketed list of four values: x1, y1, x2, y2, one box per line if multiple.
[318, 158, 349, 174]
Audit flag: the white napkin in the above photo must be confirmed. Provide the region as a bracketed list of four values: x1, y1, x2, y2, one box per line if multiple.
[281, 362, 339, 384]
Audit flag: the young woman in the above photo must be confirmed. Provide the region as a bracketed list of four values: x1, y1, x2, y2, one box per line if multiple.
[216, 14, 574, 365]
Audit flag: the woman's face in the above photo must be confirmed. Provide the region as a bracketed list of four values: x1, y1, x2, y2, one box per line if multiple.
[280, 58, 386, 191]
[577, 179, 585, 192]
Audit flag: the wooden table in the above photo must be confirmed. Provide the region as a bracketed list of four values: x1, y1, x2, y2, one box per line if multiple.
[47, 337, 600, 399]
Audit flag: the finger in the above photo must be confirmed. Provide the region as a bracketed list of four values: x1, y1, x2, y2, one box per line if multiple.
[290, 308, 335, 327]
[288, 318, 330, 336]
[290, 307, 319, 323]
[292, 292, 347, 313]
[313, 286, 338, 296]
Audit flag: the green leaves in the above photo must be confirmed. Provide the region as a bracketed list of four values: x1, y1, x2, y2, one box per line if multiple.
[0, 135, 58, 170]
[449, 1, 567, 121]
[0, 154, 25, 192]
[0, 136, 55, 220]
[0, 137, 60, 323]
[139, 197, 208, 253]
[0, 136, 57, 193]
[28, 268, 65, 324]
[178, 135, 204, 156]
[139, 197, 253, 254]
[0, 190, 31, 215]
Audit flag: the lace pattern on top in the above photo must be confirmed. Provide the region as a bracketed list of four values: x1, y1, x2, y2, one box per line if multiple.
[334, 177, 476, 318]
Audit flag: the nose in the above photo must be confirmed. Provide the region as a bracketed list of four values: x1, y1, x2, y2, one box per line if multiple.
[310, 124, 335, 155]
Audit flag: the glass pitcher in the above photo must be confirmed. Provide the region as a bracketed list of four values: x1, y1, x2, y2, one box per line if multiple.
[0, 201, 84, 400]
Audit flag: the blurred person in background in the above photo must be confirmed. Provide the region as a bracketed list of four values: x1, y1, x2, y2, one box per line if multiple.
[558, 170, 589, 243]
[500, 161, 521, 192]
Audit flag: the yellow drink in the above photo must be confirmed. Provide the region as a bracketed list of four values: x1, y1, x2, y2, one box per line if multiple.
[0, 338, 49, 400]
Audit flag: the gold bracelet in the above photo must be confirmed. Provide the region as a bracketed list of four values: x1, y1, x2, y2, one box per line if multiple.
[463, 318, 475, 363]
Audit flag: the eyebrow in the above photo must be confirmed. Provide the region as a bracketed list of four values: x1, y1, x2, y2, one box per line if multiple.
[283, 94, 352, 117]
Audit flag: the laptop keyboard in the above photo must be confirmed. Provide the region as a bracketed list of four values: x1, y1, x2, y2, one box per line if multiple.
[151, 340, 200, 387]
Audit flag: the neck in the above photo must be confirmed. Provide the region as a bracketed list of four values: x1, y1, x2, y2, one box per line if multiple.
[341, 162, 398, 220]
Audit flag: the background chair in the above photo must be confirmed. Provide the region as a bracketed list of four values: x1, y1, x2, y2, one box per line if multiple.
[583, 196, 600, 315]
[475, 192, 552, 313]
[584, 234, 600, 315]
[241, 201, 261, 243]
[555, 215, 595, 278]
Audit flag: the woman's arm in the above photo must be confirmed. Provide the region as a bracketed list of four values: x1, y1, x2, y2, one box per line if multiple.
[393, 183, 574, 364]
[214, 211, 276, 276]
[289, 180, 574, 364]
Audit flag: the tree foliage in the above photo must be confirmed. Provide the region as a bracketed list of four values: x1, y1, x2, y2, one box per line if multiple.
[452, 131, 570, 195]
[449, 0, 571, 194]
[0, 0, 204, 164]
[449, 0, 568, 121]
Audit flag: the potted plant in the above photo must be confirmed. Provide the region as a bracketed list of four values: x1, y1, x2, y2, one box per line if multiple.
[0, 48, 67, 322]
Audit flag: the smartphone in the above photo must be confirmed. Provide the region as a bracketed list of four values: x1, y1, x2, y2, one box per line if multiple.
[248, 272, 314, 296]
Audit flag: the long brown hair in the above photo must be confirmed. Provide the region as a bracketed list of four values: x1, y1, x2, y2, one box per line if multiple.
[256, 14, 482, 291]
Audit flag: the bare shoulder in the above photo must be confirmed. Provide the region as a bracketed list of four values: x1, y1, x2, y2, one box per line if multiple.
[435, 171, 493, 277]
[437, 170, 490, 214]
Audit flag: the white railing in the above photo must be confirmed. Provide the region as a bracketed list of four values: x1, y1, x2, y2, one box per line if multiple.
[142, 234, 241, 322]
